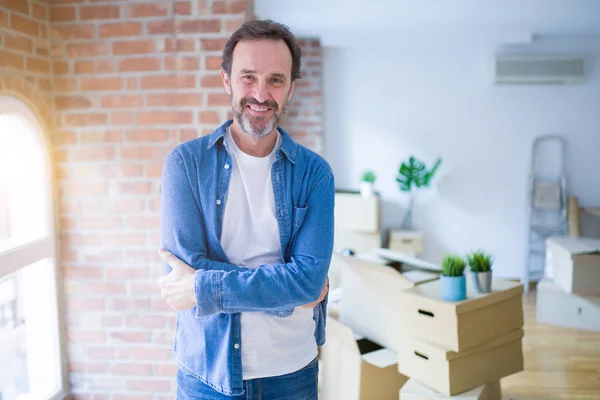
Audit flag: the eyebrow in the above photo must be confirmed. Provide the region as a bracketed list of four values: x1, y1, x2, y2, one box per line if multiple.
[239, 69, 287, 79]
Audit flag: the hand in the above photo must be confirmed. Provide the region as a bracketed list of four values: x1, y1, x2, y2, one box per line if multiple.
[157, 249, 196, 311]
[302, 277, 329, 308]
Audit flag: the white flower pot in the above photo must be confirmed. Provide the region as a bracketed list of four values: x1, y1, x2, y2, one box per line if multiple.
[360, 182, 374, 197]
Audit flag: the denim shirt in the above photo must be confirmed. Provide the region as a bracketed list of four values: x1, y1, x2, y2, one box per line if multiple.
[160, 120, 334, 396]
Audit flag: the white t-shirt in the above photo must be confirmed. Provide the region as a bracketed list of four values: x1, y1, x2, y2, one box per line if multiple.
[220, 128, 317, 380]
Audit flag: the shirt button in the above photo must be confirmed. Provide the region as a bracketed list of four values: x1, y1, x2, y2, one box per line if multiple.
[224, 164, 230, 169]
[234, 343, 240, 349]
[216, 199, 222, 205]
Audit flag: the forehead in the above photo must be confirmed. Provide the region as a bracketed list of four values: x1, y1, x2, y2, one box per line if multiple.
[231, 39, 293, 76]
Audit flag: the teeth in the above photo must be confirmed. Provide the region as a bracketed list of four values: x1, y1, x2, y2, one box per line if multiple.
[249, 105, 269, 112]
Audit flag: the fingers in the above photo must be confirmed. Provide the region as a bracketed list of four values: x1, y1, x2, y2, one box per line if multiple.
[156, 270, 177, 288]
[318, 280, 328, 301]
[157, 278, 186, 311]
[158, 249, 192, 276]
[157, 271, 181, 301]
[156, 254, 196, 311]
[159, 249, 181, 267]
[301, 279, 330, 308]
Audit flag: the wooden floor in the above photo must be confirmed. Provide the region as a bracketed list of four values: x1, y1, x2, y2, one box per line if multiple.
[500, 292, 600, 400]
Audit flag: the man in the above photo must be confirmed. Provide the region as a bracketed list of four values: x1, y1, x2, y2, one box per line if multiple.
[157, 19, 334, 399]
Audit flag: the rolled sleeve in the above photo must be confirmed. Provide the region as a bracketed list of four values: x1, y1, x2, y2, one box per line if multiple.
[194, 268, 223, 317]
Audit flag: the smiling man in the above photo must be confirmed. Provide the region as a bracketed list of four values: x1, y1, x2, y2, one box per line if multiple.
[157, 20, 334, 399]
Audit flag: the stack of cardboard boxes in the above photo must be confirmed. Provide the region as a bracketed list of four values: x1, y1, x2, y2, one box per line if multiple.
[328, 192, 382, 292]
[333, 191, 382, 255]
[320, 317, 408, 400]
[388, 230, 424, 256]
[537, 236, 600, 332]
[321, 254, 525, 399]
[396, 277, 525, 399]
[322, 191, 527, 399]
[321, 256, 437, 399]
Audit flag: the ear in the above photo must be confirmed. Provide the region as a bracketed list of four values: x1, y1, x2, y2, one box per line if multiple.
[286, 80, 296, 102]
[221, 69, 232, 95]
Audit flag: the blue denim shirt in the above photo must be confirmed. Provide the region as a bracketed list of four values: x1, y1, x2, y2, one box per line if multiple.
[160, 120, 334, 396]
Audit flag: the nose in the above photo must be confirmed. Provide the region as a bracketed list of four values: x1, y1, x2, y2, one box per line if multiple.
[252, 80, 270, 103]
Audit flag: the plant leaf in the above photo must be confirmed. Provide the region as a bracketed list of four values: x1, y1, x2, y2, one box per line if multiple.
[397, 179, 412, 191]
[413, 161, 426, 172]
[399, 163, 411, 176]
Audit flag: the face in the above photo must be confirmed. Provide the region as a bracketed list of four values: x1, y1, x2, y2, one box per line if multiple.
[221, 39, 295, 139]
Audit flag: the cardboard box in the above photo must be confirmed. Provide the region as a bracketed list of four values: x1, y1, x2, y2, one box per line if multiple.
[334, 192, 379, 233]
[338, 256, 439, 351]
[400, 379, 502, 400]
[536, 279, 600, 332]
[396, 278, 524, 352]
[329, 250, 390, 291]
[397, 329, 523, 396]
[329, 230, 382, 291]
[374, 248, 442, 272]
[545, 236, 600, 296]
[334, 229, 381, 255]
[389, 230, 424, 255]
[320, 317, 408, 400]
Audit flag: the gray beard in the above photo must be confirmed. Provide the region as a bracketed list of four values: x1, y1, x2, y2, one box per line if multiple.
[236, 109, 279, 139]
[231, 94, 287, 140]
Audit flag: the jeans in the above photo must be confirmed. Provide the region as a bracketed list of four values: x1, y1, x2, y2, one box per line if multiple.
[176, 357, 319, 400]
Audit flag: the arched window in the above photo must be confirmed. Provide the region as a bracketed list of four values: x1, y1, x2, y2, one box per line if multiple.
[0, 96, 67, 400]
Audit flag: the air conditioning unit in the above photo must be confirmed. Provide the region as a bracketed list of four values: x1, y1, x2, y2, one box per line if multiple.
[494, 55, 587, 85]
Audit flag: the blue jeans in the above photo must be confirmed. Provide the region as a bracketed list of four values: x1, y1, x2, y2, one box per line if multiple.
[177, 357, 319, 400]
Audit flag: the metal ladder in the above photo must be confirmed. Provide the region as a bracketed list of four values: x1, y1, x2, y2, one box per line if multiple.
[523, 135, 568, 292]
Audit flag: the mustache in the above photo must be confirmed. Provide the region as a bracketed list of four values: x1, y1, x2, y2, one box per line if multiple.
[241, 97, 278, 111]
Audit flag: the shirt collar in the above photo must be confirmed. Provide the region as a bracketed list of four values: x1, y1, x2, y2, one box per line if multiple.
[207, 120, 297, 164]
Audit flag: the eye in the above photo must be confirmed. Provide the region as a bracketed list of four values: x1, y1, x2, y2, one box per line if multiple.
[241, 75, 255, 83]
[271, 77, 285, 86]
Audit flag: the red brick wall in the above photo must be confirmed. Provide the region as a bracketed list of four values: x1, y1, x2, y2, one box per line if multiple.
[0, 0, 53, 126]
[47, 1, 323, 398]
[50, 2, 250, 397]
[286, 38, 323, 153]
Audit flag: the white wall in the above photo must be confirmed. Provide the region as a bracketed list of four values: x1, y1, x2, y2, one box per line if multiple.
[322, 38, 600, 278]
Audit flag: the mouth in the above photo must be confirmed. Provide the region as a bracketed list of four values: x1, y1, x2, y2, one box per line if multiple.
[245, 104, 274, 116]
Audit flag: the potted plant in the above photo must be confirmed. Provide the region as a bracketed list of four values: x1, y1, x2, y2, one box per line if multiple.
[440, 254, 467, 301]
[396, 156, 441, 230]
[467, 250, 494, 293]
[360, 170, 376, 197]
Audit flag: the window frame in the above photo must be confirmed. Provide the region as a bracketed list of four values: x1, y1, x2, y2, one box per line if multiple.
[0, 95, 70, 400]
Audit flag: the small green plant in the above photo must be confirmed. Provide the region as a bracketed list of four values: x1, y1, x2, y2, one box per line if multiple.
[467, 251, 494, 272]
[396, 156, 441, 192]
[361, 170, 376, 183]
[396, 155, 441, 230]
[441, 255, 466, 277]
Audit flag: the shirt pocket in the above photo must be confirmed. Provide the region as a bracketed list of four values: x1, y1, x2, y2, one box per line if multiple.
[289, 206, 308, 253]
[292, 206, 308, 233]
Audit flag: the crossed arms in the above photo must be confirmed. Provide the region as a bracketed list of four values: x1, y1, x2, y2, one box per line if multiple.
[157, 151, 334, 316]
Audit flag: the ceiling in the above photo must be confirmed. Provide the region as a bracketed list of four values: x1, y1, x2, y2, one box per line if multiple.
[254, 0, 600, 47]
